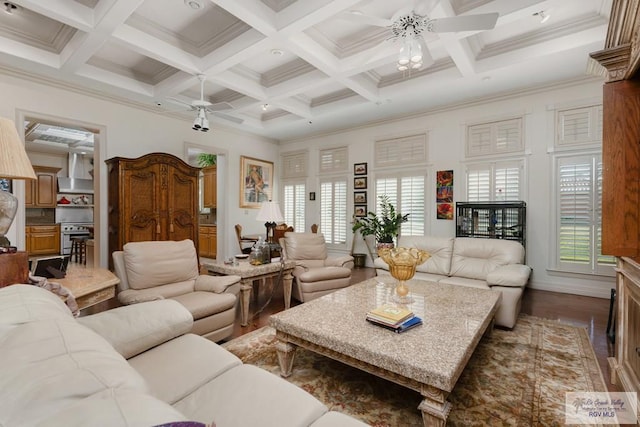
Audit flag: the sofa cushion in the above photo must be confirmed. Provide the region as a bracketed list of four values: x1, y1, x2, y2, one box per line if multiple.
[0, 284, 73, 324]
[173, 364, 328, 427]
[399, 235, 454, 276]
[486, 264, 532, 288]
[450, 238, 525, 280]
[38, 389, 188, 427]
[128, 334, 242, 405]
[298, 266, 351, 282]
[284, 233, 328, 260]
[172, 291, 237, 320]
[438, 276, 490, 289]
[0, 319, 149, 426]
[123, 239, 199, 290]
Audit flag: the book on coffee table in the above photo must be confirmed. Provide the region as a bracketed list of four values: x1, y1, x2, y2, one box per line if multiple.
[367, 315, 423, 333]
[366, 304, 414, 327]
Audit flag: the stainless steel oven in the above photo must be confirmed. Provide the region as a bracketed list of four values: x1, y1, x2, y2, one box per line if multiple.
[60, 223, 92, 256]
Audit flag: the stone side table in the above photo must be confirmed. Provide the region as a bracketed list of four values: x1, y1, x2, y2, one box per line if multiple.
[203, 259, 295, 326]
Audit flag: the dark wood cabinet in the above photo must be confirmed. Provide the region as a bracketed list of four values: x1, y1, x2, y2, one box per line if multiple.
[106, 153, 200, 267]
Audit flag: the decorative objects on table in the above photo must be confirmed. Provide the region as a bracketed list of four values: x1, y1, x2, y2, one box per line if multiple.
[377, 246, 430, 303]
[436, 170, 454, 220]
[366, 304, 423, 333]
[0, 117, 37, 247]
[352, 195, 409, 249]
[256, 200, 284, 243]
[240, 156, 273, 208]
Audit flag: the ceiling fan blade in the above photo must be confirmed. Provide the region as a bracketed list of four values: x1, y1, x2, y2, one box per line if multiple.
[339, 11, 392, 27]
[166, 97, 195, 110]
[430, 12, 499, 33]
[212, 112, 244, 124]
[207, 102, 233, 112]
[413, 0, 439, 16]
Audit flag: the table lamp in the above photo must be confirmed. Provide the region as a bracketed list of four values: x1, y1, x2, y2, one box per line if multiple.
[0, 117, 36, 248]
[256, 200, 283, 243]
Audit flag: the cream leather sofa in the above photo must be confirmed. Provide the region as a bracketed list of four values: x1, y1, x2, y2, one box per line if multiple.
[374, 236, 531, 328]
[0, 284, 367, 427]
[113, 239, 241, 342]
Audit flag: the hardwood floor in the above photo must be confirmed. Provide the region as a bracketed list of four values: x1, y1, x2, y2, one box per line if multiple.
[227, 267, 617, 390]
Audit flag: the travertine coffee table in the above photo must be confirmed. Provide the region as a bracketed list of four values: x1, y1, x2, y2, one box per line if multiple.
[269, 278, 501, 426]
[204, 259, 295, 326]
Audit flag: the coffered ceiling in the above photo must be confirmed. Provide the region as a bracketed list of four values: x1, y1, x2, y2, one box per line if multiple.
[0, 0, 610, 141]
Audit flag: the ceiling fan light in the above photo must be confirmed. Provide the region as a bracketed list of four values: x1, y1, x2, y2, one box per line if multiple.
[410, 61, 422, 69]
[397, 64, 409, 71]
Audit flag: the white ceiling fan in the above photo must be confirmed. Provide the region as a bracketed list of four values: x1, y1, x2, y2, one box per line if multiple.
[166, 74, 243, 132]
[343, 0, 499, 70]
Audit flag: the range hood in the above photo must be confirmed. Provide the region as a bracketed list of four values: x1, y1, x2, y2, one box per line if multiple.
[57, 152, 94, 194]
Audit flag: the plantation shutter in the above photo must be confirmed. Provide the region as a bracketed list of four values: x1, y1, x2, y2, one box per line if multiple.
[319, 147, 348, 174]
[400, 176, 425, 235]
[466, 167, 490, 201]
[467, 161, 522, 202]
[374, 134, 427, 168]
[320, 178, 347, 244]
[282, 151, 307, 178]
[467, 117, 523, 157]
[283, 182, 305, 231]
[494, 162, 521, 201]
[556, 105, 603, 146]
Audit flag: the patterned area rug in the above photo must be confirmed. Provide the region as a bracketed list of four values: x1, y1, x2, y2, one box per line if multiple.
[222, 314, 607, 426]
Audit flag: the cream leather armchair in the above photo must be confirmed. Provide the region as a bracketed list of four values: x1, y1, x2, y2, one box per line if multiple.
[112, 239, 241, 342]
[280, 232, 354, 302]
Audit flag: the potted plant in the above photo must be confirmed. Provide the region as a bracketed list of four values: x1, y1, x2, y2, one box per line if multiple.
[352, 195, 409, 249]
[197, 153, 216, 168]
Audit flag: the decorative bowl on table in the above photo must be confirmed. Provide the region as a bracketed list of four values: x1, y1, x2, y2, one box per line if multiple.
[377, 247, 431, 304]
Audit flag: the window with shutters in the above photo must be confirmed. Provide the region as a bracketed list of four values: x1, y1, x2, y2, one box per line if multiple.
[319, 147, 348, 174]
[465, 160, 523, 201]
[556, 105, 602, 147]
[283, 181, 305, 232]
[282, 151, 308, 179]
[320, 177, 347, 245]
[375, 172, 426, 236]
[374, 134, 427, 168]
[466, 117, 523, 157]
[553, 153, 614, 275]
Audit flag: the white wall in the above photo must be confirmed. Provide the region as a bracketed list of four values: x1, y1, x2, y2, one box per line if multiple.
[280, 77, 614, 299]
[0, 72, 277, 266]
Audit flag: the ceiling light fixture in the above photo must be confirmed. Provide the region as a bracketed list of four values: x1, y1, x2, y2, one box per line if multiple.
[270, 49, 283, 56]
[534, 11, 550, 24]
[3, 2, 16, 15]
[192, 108, 209, 132]
[184, 0, 203, 10]
[262, 104, 269, 111]
[391, 13, 429, 71]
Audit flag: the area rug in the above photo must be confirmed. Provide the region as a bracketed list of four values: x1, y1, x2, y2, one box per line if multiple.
[222, 314, 607, 426]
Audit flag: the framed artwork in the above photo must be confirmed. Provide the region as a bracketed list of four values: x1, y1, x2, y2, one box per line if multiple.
[354, 205, 368, 217]
[354, 191, 367, 204]
[0, 179, 11, 193]
[240, 156, 274, 208]
[309, 192, 316, 201]
[354, 162, 367, 175]
[436, 170, 454, 220]
[354, 177, 367, 190]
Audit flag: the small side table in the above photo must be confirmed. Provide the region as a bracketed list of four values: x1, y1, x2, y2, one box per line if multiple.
[203, 259, 295, 326]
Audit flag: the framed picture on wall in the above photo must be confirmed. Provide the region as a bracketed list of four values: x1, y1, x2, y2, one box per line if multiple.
[354, 191, 367, 204]
[354, 162, 367, 175]
[240, 156, 274, 208]
[354, 177, 367, 189]
[354, 205, 367, 217]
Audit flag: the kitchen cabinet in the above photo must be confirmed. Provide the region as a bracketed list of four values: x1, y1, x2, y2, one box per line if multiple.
[199, 225, 217, 258]
[25, 166, 60, 208]
[106, 153, 199, 268]
[26, 224, 60, 255]
[203, 166, 217, 208]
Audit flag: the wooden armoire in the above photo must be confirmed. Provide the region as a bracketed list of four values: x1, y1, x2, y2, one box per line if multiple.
[590, 0, 640, 406]
[106, 153, 199, 268]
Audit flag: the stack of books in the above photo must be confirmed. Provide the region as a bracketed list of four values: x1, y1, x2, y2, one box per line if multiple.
[366, 304, 423, 333]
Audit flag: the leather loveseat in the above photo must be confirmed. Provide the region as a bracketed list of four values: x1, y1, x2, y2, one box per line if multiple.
[0, 284, 367, 427]
[374, 236, 531, 328]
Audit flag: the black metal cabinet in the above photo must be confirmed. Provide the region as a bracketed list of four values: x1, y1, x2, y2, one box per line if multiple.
[455, 201, 526, 249]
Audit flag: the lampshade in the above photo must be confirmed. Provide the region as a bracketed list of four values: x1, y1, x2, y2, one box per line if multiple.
[0, 117, 36, 247]
[256, 201, 284, 223]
